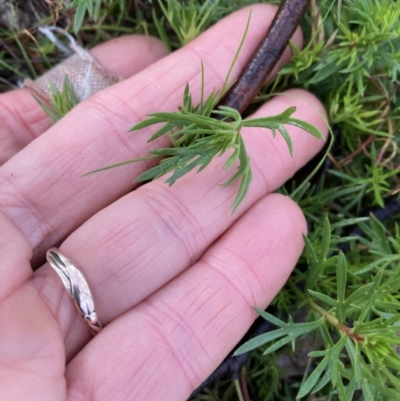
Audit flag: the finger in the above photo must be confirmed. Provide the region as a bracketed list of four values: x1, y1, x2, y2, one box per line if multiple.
[0, 211, 65, 400]
[0, 35, 168, 165]
[0, 210, 32, 302]
[0, 4, 302, 261]
[33, 88, 327, 360]
[65, 194, 306, 401]
[0, 32, 170, 401]
[0, 284, 65, 401]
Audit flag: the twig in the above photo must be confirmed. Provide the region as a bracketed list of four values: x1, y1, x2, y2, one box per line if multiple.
[220, 0, 310, 113]
[239, 369, 252, 401]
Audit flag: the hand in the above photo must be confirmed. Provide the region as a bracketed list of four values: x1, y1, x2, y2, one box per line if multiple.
[0, 4, 327, 401]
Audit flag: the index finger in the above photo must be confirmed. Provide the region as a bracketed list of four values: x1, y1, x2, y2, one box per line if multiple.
[0, 35, 168, 165]
[0, 4, 302, 262]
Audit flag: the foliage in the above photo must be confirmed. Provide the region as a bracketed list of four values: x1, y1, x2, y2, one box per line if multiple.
[69, 0, 106, 33]
[1, 0, 400, 400]
[153, 0, 218, 49]
[272, 0, 400, 144]
[86, 82, 323, 210]
[37, 76, 80, 122]
[236, 215, 400, 400]
[85, 13, 324, 211]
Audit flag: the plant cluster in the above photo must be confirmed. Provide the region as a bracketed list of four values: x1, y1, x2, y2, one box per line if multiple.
[236, 216, 400, 400]
[1, 1, 400, 400]
[37, 75, 80, 122]
[87, 79, 323, 210]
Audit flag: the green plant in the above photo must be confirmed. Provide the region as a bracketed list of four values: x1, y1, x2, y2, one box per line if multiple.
[37, 75, 80, 122]
[86, 13, 324, 210]
[154, 0, 219, 50]
[70, 0, 104, 33]
[235, 215, 400, 401]
[2, 0, 400, 399]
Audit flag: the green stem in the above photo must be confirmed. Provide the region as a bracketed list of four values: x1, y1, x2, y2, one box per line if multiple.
[288, 280, 364, 342]
[234, 379, 245, 401]
[289, 281, 339, 324]
[309, 301, 340, 327]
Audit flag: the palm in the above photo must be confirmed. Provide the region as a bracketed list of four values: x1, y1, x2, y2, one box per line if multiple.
[0, 5, 327, 401]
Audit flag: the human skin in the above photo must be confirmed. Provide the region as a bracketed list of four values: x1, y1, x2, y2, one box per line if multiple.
[0, 4, 328, 401]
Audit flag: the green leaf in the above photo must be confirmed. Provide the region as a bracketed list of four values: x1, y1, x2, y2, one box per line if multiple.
[335, 375, 346, 400]
[336, 252, 348, 323]
[345, 376, 357, 401]
[130, 117, 168, 132]
[263, 335, 293, 355]
[308, 289, 337, 306]
[357, 270, 383, 325]
[135, 156, 180, 182]
[297, 355, 330, 398]
[277, 125, 294, 156]
[165, 157, 203, 185]
[298, 336, 347, 399]
[254, 307, 286, 327]
[353, 255, 400, 275]
[382, 367, 400, 391]
[242, 107, 296, 128]
[152, 10, 172, 52]
[311, 369, 331, 394]
[148, 122, 176, 142]
[38, 75, 80, 122]
[231, 136, 252, 211]
[303, 234, 318, 268]
[287, 117, 326, 140]
[74, 3, 87, 33]
[360, 378, 375, 401]
[233, 329, 286, 355]
[236, 313, 323, 356]
[336, 252, 347, 303]
[343, 283, 375, 308]
[320, 214, 332, 261]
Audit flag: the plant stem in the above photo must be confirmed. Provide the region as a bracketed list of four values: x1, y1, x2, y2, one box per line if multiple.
[289, 281, 339, 326]
[219, 0, 310, 113]
[234, 379, 245, 401]
[289, 281, 365, 343]
[239, 369, 252, 401]
[309, 301, 340, 326]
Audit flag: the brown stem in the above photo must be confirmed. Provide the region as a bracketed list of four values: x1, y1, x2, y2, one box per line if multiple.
[220, 0, 310, 113]
[239, 369, 252, 401]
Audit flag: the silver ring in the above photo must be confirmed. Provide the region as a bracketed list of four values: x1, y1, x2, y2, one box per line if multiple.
[46, 248, 102, 334]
